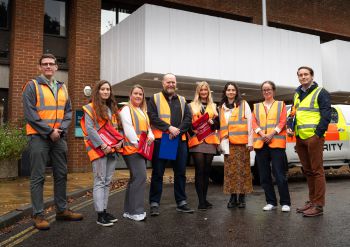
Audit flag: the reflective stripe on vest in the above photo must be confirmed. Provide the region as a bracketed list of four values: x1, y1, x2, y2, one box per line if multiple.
[123, 105, 150, 156]
[25, 79, 68, 135]
[253, 101, 286, 149]
[152, 92, 186, 141]
[294, 87, 322, 139]
[81, 103, 120, 162]
[219, 101, 248, 144]
[187, 103, 220, 148]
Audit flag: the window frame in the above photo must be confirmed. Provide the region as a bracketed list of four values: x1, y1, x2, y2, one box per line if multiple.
[44, 0, 68, 38]
[0, 0, 10, 30]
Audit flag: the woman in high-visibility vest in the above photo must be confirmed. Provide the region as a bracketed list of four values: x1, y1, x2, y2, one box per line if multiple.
[120, 85, 154, 221]
[219, 82, 253, 208]
[81, 80, 123, 227]
[252, 81, 291, 212]
[188, 81, 220, 211]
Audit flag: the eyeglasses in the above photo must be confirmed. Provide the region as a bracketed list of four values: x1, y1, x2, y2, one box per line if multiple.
[262, 89, 273, 93]
[41, 63, 56, 67]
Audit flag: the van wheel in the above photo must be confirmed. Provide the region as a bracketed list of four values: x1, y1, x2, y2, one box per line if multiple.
[209, 166, 224, 184]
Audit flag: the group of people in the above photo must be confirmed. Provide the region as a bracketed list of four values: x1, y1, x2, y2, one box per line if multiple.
[23, 54, 331, 230]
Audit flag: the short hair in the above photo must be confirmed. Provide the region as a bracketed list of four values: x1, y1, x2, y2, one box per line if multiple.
[39, 53, 57, 65]
[297, 66, 314, 76]
[261, 81, 276, 91]
[162, 73, 176, 81]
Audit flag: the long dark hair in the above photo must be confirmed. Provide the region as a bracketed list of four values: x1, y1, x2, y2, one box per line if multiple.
[91, 80, 118, 121]
[220, 82, 243, 107]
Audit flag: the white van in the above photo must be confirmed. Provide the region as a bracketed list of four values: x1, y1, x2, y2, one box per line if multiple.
[210, 105, 350, 183]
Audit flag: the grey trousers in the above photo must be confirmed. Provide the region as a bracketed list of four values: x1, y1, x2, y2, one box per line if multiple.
[29, 136, 68, 215]
[123, 153, 147, 215]
[92, 154, 117, 212]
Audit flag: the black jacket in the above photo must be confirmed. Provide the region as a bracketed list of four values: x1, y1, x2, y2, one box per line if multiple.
[147, 91, 192, 138]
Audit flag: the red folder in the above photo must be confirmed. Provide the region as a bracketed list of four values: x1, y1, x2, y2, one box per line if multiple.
[192, 112, 214, 142]
[97, 122, 124, 147]
[138, 132, 154, 161]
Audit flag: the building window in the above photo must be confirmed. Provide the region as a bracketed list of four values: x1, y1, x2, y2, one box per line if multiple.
[44, 0, 66, 37]
[0, 0, 9, 29]
[101, 8, 132, 35]
[101, 1, 138, 35]
[44, 0, 68, 69]
[0, 0, 10, 63]
[0, 89, 8, 125]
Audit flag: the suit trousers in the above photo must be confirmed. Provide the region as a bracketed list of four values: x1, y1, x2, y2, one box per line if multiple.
[296, 135, 326, 206]
[29, 136, 68, 215]
[123, 153, 147, 215]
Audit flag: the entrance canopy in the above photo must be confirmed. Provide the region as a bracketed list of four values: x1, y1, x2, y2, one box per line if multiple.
[101, 4, 323, 102]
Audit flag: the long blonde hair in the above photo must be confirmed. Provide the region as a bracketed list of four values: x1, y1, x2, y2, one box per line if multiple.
[129, 84, 147, 112]
[191, 81, 217, 115]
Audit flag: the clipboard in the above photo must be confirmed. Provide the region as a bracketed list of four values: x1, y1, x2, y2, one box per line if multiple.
[158, 133, 180, 160]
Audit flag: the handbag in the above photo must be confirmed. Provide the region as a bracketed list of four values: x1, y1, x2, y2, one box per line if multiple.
[137, 132, 154, 161]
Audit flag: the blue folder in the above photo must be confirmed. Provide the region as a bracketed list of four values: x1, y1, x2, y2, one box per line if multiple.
[159, 133, 180, 160]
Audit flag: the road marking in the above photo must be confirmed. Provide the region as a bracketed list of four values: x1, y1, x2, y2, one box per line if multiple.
[1, 186, 126, 247]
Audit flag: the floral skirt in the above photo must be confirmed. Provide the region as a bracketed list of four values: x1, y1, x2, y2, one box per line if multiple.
[223, 144, 253, 194]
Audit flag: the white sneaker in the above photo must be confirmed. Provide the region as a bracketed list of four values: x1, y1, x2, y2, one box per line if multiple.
[123, 212, 146, 221]
[281, 205, 291, 212]
[263, 204, 277, 211]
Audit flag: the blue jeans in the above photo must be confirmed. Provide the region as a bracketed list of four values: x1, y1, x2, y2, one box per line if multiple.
[255, 144, 291, 206]
[149, 140, 188, 206]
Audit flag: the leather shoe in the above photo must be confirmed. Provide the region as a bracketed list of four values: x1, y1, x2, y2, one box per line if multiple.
[56, 209, 83, 221]
[303, 206, 323, 217]
[33, 215, 50, 230]
[296, 201, 313, 213]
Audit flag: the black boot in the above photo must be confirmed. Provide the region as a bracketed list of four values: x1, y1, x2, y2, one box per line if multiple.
[227, 194, 237, 208]
[103, 210, 118, 223]
[238, 194, 246, 208]
[96, 212, 113, 227]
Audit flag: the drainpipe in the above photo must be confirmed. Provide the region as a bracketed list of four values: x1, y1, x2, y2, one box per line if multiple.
[262, 0, 267, 26]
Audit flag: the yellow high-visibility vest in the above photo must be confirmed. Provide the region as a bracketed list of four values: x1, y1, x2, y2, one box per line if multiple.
[294, 87, 323, 139]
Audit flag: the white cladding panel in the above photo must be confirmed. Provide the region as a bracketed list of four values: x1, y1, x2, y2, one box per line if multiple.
[101, 6, 145, 83]
[101, 4, 323, 87]
[322, 40, 350, 93]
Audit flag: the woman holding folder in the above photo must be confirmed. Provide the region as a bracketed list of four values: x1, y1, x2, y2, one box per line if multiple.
[219, 82, 253, 208]
[120, 84, 154, 221]
[81, 80, 123, 227]
[188, 81, 220, 210]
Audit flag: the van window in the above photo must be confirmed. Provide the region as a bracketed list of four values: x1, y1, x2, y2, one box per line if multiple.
[330, 107, 338, 124]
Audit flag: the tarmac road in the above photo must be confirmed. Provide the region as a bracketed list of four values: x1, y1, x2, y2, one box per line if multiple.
[1, 178, 350, 247]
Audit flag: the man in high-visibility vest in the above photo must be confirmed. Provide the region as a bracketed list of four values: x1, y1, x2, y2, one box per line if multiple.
[22, 54, 83, 230]
[147, 73, 193, 216]
[287, 66, 331, 217]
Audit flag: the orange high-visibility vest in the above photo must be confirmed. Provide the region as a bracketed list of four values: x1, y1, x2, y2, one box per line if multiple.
[219, 101, 248, 144]
[23, 79, 68, 135]
[151, 92, 187, 141]
[122, 104, 150, 156]
[253, 101, 287, 149]
[188, 102, 220, 148]
[81, 103, 121, 162]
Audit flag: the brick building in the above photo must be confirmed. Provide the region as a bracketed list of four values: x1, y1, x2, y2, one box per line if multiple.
[0, 0, 349, 172]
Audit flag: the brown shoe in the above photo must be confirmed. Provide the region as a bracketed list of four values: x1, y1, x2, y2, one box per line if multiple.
[56, 209, 83, 221]
[302, 206, 323, 217]
[33, 215, 50, 230]
[296, 201, 312, 213]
